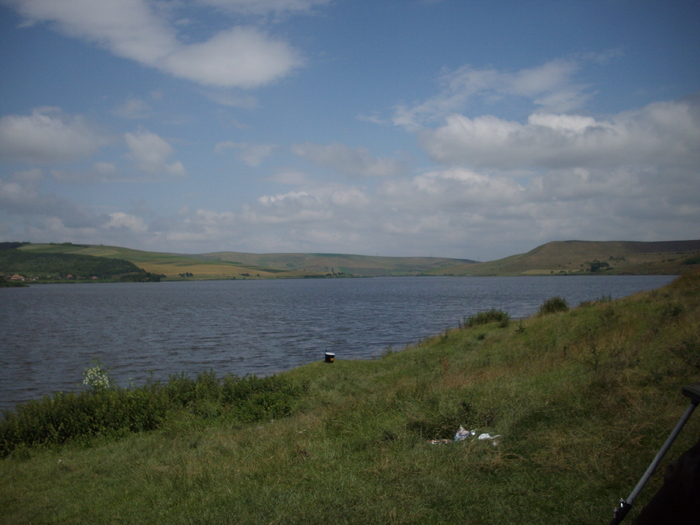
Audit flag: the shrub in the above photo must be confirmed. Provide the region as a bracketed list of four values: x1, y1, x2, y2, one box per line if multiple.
[464, 308, 510, 328]
[538, 296, 569, 315]
[0, 368, 309, 457]
[0, 387, 168, 456]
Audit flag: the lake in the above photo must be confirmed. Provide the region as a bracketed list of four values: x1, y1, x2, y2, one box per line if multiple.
[0, 275, 675, 412]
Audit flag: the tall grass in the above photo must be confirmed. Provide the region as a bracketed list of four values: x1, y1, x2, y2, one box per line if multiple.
[0, 372, 308, 457]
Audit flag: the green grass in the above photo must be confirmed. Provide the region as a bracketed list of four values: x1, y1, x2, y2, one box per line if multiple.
[0, 248, 163, 282]
[18, 243, 475, 279]
[432, 239, 700, 276]
[1, 272, 699, 523]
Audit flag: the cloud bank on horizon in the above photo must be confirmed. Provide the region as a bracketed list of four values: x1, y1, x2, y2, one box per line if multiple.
[1, 0, 699, 260]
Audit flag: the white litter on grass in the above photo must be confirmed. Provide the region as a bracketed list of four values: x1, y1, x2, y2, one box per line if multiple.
[478, 432, 501, 446]
[453, 426, 474, 442]
[430, 427, 502, 446]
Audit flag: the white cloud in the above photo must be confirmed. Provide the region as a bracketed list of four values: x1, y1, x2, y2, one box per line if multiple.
[0, 175, 105, 228]
[392, 59, 588, 130]
[9, 0, 176, 62]
[257, 186, 369, 210]
[8, 0, 305, 88]
[0, 107, 103, 163]
[3, 152, 697, 259]
[161, 27, 303, 88]
[124, 130, 187, 176]
[104, 212, 148, 233]
[420, 98, 700, 169]
[292, 142, 407, 177]
[0, 179, 35, 203]
[215, 141, 277, 166]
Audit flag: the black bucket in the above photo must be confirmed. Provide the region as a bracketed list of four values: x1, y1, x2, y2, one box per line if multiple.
[324, 352, 335, 363]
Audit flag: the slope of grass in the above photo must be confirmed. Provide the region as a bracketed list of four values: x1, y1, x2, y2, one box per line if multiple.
[433, 240, 700, 276]
[18, 243, 475, 279]
[0, 247, 162, 281]
[203, 252, 475, 277]
[1, 272, 699, 524]
[18, 244, 315, 279]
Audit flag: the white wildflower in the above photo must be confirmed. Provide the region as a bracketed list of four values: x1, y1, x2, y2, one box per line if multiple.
[82, 364, 110, 391]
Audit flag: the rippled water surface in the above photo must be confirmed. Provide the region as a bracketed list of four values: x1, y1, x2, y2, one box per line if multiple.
[0, 275, 675, 411]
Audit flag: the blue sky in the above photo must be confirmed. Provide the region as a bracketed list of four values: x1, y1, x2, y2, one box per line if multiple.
[1, 0, 699, 260]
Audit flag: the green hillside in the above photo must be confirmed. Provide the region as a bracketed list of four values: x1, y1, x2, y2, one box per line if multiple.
[201, 251, 473, 277]
[432, 240, 700, 276]
[17, 243, 475, 279]
[1, 271, 699, 523]
[11, 239, 700, 279]
[0, 243, 162, 282]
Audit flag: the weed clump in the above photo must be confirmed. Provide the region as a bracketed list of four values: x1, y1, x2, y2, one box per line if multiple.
[0, 370, 308, 457]
[538, 296, 569, 315]
[464, 308, 510, 328]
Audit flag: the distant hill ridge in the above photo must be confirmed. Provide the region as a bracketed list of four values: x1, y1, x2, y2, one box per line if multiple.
[534, 239, 700, 255]
[436, 239, 700, 276]
[7, 239, 700, 279]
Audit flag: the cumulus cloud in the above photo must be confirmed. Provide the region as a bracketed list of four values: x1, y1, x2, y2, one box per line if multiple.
[420, 98, 700, 169]
[8, 0, 304, 88]
[393, 59, 588, 130]
[257, 186, 369, 211]
[292, 142, 407, 177]
[3, 153, 697, 259]
[215, 141, 277, 166]
[124, 130, 187, 176]
[0, 174, 105, 228]
[0, 107, 103, 163]
[160, 27, 302, 88]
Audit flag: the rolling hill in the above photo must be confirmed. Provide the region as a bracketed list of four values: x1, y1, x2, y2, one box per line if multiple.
[8, 239, 700, 279]
[429, 240, 700, 276]
[13, 243, 475, 279]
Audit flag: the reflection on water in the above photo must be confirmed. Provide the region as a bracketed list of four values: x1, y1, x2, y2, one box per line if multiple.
[0, 275, 675, 411]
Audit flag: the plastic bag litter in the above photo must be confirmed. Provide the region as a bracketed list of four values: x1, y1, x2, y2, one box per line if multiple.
[429, 427, 501, 446]
[478, 432, 501, 446]
[454, 426, 475, 442]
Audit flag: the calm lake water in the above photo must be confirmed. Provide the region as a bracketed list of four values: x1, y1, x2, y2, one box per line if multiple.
[0, 275, 675, 412]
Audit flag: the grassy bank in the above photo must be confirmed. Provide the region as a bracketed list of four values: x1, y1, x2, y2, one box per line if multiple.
[1, 272, 699, 524]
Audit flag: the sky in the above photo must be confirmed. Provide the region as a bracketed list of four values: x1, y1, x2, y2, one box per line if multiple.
[0, 0, 699, 261]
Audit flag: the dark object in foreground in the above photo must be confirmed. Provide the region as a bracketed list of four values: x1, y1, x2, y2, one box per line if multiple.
[632, 434, 700, 525]
[609, 382, 700, 524]
[324, 352, 335, 363]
